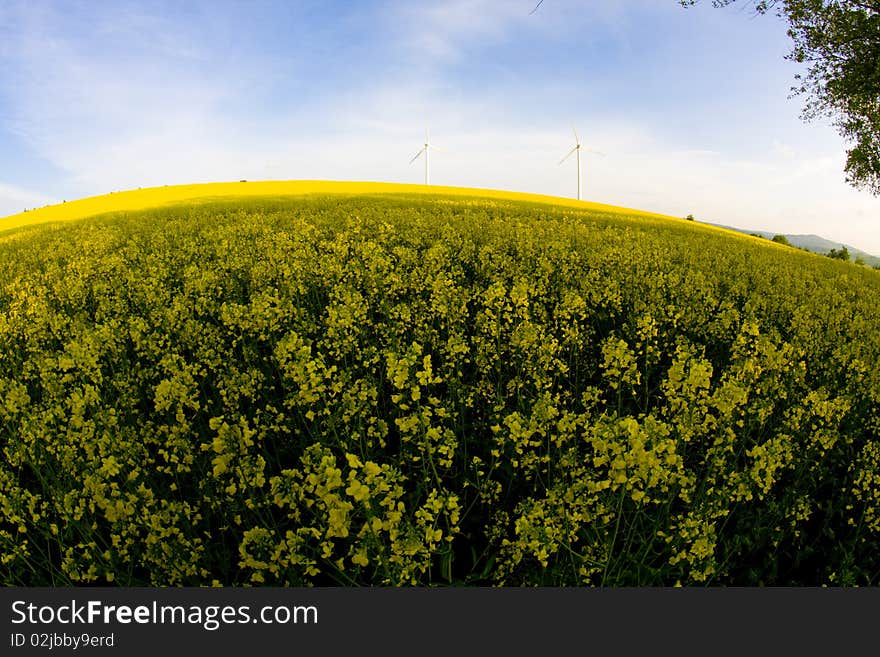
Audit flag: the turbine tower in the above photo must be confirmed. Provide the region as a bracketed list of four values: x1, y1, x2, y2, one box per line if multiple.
[410, 129, 435, 185]
[559, 128, 603, 200]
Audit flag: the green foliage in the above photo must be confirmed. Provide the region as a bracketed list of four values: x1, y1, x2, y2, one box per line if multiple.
[2, 194, 880, 586]
[827, 246, 851, 261]
[772, 234, 791, 246]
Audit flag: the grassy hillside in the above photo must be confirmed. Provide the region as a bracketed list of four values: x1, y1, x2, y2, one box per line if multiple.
[1, 187, 879, 586]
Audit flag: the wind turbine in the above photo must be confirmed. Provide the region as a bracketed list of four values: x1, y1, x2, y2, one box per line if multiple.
[410, 129, 438, 185]
[559, 128, 603, 200]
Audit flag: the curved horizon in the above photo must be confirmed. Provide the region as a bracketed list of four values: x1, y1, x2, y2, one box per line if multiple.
[1, 179, 685, 229]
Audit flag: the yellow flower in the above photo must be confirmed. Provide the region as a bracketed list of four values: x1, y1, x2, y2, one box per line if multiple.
[346, 479, 370, 503]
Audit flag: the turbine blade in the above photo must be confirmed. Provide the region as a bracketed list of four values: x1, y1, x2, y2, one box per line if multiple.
[573, 127, 580, 145]
[586, 149, 606, 157]
[559, 146, 578, 164]
[409, 148, 426, 164]
[529, 0, 544, 15]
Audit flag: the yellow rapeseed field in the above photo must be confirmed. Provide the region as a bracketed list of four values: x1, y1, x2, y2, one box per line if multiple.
[1, 180, 771, 248]
[1, 186, 877, 586]
[2, 180, 674, 227]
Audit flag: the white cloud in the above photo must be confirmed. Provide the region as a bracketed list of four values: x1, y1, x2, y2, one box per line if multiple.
[391, 0, 534, 62]
[0, 182, 57, 216]
[1, 0, 878, 255]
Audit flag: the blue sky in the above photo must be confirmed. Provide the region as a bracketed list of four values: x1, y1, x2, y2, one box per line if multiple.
[2, 0, 879, 253]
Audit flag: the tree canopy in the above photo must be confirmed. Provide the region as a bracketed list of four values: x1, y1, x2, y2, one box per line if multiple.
[827, 245, 852, 259]
[681, 1, 880, 195]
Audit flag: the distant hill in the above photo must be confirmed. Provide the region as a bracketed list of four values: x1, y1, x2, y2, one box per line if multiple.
[709, 223, 880, 267]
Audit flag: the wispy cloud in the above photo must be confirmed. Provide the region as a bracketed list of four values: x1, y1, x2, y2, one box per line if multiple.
[0, 1, 878, 253]
[0, 182, 57, 213]
[392, 0, 531, 62]
[0, 2, 251, 190]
